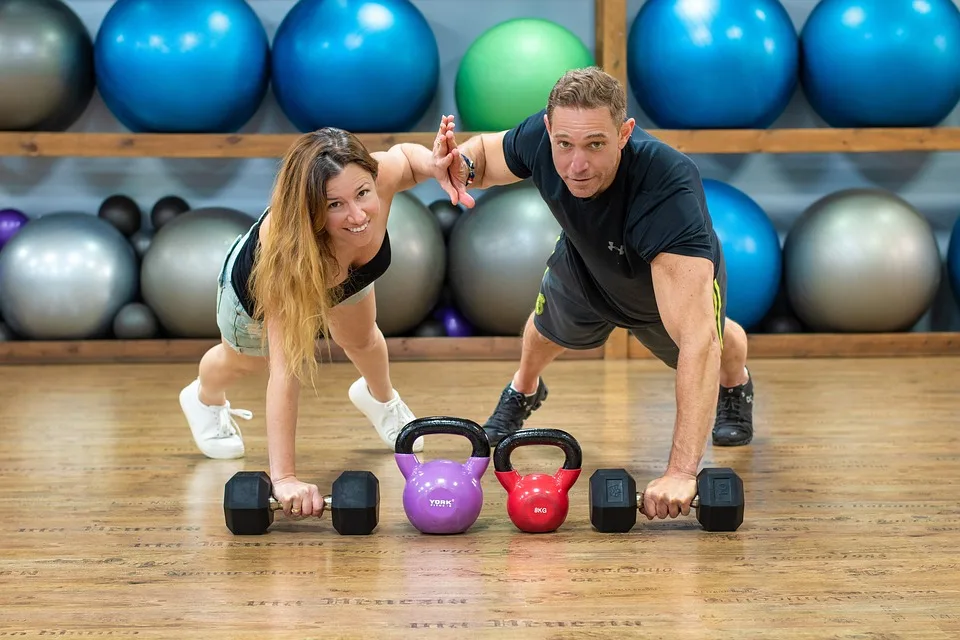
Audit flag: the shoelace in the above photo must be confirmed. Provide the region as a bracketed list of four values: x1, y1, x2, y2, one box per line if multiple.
[717, 391, 748, 428]
[486, 389, 528, 434]
[216, 403, 253, 439]
[380, 398, 411, 442]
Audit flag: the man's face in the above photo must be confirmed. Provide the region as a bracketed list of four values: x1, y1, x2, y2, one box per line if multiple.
[545, 106, 634, 199]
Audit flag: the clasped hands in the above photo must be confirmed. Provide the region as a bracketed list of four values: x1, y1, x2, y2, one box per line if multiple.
[430, 114, 475, 208]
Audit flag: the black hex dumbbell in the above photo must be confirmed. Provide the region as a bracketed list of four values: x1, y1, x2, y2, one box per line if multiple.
[589, 467, 744, 532]
[223, 470, 380, 535]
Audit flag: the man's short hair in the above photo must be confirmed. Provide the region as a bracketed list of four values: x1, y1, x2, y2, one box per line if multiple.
[546, 66, 627, 125]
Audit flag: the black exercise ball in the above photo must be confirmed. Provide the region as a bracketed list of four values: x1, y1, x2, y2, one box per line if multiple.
[151, 195, 190, 230]
[428, 199, 463, 241]
[98, 194, 142, 237]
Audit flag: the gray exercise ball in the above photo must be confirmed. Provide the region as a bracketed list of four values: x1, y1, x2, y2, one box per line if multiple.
[140, 207, 254, 338]
[113, 302, 158, 339]
[0, 212, 138, 339]
[448, 181, 562, 335]
[129, 228, 153, 260]
[0, 0, 96, 131]
[783, 188, 942, 332]
[374, 193, 446, 336]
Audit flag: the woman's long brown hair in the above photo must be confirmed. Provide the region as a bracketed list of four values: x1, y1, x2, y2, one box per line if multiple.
[248, 128, 378, 384]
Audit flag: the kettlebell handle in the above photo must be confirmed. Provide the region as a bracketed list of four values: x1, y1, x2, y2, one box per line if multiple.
[493, 428, 582, 472]
[395, 416, 491, 458]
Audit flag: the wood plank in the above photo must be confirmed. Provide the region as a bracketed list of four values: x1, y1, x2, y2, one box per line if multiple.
[603, 328, 630, 360]
[1, 332, 958, 364]
[4, 127, 960, 158]
[629, 331, 960, 359]
[0, 131, 438, 158]
[0, 358, 958, 637]
[595, 0, 627, 84]
[659, 127, 960, 154]
[0, 336, 604, 364]
[586, 0, 633, 360]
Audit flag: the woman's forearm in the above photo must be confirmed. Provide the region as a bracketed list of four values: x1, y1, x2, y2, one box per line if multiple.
[266, 371, 301, 481]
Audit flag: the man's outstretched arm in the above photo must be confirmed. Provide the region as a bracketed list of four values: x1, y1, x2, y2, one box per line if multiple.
[643, 251, 722, 519]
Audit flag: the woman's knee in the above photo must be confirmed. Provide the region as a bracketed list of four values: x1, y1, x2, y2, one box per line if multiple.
[219, 337, 266, 372]
[333, 324, 382, 354]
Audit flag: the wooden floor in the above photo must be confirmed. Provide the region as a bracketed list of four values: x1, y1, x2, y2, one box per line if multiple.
[1, 357, 959, 638]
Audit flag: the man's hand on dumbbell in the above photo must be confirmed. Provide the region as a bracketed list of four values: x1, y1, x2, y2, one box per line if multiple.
[641, 471, 697, 520]
[589, 467, 744, 532]
[272, 476, 323, 519]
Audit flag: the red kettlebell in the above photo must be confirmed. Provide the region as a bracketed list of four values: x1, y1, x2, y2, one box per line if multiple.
[493, 428, 582, 533]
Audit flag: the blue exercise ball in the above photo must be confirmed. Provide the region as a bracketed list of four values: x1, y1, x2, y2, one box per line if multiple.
[948, 216, 960, 304]
[800, 0, 960, 127]
[94, 0, 270, 133]
[627, 0, 798, 129]
[703, 179, 782, 330]
[271, 0, 439, 132]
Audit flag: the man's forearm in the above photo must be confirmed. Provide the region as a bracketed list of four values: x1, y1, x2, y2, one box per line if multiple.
[667, 339, 722, 476]
[454, 134, 491, 189]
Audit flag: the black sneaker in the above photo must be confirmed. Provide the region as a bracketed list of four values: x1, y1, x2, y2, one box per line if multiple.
[483, 379, 549, 446]
[713, 371, 754, 446]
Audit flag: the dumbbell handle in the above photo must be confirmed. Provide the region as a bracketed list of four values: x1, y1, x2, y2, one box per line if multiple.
[636, 492, 699, 515]
[268, 495, 333, 516]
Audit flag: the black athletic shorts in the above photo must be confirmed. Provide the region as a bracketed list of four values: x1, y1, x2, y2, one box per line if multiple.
[532, 241, 727, 369]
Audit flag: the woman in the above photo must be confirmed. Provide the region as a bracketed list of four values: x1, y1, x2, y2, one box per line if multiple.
[179, 123, 459, 519]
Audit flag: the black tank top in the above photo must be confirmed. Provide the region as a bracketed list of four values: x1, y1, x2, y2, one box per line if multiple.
[230, 211, 392, 317]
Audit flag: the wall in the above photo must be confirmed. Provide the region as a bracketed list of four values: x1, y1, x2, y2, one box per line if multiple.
[2, 0, 959, 330]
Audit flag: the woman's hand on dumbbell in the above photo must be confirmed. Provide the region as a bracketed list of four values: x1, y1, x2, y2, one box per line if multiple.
[272, 476, 323, 519]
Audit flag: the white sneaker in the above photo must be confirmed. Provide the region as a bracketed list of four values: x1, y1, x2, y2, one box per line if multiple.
[179, 378, 251, 459]
[348, 376, 423, 452]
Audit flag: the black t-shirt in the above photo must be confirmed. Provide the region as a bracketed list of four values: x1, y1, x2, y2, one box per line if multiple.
[230, 209, 392, 318]
[501, 109, 723, 324]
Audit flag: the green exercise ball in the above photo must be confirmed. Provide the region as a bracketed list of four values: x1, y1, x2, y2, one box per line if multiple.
[455, 18, 594, 131]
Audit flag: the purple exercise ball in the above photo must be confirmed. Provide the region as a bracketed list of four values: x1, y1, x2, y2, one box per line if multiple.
[0, 209, 29, 249]
[435, 306, 474, 337]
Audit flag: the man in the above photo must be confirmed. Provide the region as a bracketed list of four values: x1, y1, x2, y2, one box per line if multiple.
[432, 66, 754, 522]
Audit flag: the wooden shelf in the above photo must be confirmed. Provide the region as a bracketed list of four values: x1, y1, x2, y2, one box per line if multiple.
[2, 127, 960, 158]
[0, 333, 957, 365]
[634, 332, 960, 360]
[0, 336, 604, 365]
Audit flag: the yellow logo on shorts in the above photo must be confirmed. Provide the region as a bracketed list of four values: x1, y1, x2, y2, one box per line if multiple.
[535, 293, 545, 315]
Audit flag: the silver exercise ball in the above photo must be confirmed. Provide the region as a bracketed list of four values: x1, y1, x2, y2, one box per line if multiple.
[0, 0, 96, 131]
[0, 212, 138, 339]
[448, 181, 562, 335]
[783, 189, 942, 332]
[374, 193, 446, 336]
[113, 302, 158, 339]
[140, 207, 254, 338]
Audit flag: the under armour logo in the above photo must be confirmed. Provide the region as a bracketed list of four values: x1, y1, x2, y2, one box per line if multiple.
[608, 241, 624, 255]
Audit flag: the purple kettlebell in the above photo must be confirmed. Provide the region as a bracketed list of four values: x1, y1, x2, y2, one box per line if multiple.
[395, 416, 491, 534]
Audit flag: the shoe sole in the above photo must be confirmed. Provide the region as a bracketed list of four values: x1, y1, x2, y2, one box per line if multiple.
[712, 434, 753, 446]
